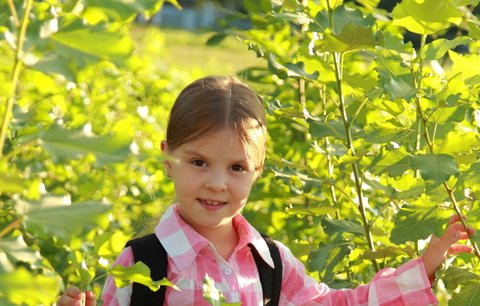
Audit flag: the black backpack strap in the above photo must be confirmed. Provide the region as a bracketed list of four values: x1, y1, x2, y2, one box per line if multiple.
[249, 234, 283, 306]
[125, 233, 168, 306]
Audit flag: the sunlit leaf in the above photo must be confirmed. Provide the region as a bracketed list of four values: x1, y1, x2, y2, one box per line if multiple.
[0, 268, 61, 305]
[0, 236, 44, 268]
[110, 261, 178, 291]
[392, 0, 462, 35]
[308, 119, 348, 142]
[308, 239, 352, 283]
[317, 24, 376, 53]
[20, 197, 111, 242]
[267, 53, 319, 79]
[322, 218, 365, 237]
[443, 266, 480, 290]
[39, 124, 132, 166]
[410, 153, 460, 183]
[51, 19, 133, 65]
[384, 77, 417, 100]
[95, 231, 132, 257]
[449, 281, 480, 305]
[390, 203, 450, 243]
[422, 37, 472, 60]
[313, 5, 374, 34]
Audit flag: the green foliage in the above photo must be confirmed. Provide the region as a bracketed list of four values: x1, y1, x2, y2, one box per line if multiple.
[110, 261, 178, 291]
[1, 0, 480, 304]
[220, 0, 480, 303]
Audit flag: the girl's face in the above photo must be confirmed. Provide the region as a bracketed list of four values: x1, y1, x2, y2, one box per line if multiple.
[162, 127, 264, 237]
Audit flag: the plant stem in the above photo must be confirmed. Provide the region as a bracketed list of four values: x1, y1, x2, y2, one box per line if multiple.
[0, 218, 22, 238]
[326, 0, 379, 271]
[0, 0, 34, 157]
[332, 52, 379, 271]
[414, 34, 480, 260]
[7, 0, 20, 26]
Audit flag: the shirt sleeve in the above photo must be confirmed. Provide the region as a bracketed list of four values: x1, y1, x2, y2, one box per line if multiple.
[101, 246, 134, 306]
[277, 241, 439, 306]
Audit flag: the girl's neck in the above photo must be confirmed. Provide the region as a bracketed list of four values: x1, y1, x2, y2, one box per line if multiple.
[200, 224, 239, 261]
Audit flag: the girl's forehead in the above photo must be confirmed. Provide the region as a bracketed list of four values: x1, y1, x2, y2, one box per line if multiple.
[180, 127, 265, 162]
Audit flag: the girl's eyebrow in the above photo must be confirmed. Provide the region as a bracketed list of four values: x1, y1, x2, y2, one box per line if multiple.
[183, 149, 250, 165]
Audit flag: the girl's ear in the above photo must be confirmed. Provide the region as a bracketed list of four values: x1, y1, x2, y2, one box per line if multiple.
[161, 140, 172, 178]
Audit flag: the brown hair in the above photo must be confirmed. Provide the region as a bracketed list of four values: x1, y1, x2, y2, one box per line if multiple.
[166, 76, 267, 169]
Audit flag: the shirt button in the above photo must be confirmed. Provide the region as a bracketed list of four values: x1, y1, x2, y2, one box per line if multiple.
[224, 268, 232, 275]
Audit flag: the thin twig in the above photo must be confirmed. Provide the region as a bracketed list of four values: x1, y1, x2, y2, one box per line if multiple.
[0, 0, 34, 156]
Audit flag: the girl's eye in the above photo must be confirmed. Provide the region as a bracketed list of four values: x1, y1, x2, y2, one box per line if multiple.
[191, 160, 206, 167]
[231, 164, 246, 172]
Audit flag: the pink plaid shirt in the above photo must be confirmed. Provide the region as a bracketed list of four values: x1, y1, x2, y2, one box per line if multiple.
[102, 204, 438, 306]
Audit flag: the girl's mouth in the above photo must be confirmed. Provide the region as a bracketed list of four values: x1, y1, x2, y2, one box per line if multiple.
[198, 198, 227, 208]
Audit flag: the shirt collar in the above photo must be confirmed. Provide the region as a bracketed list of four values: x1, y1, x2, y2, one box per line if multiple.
[154, 204, 275, 271]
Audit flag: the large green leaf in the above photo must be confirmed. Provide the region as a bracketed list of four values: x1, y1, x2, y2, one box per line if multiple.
[0, 268, 61, 305]
[110, 261, 178, 291]
[19, 196, 111, 242]
[308, 119, 350, 142]
[85, 0, 181, 21]
[449, 281, 480, 306]
[313, 5, 374, 34]
[443, 266, 480, 290]
[316, 23, 376, 53]
[410, 153, 460, 183]
[50, 18, 133, 64]
[361, 122, 410, 144]
[0, 237, 44, 268]
[308, 239, 352, 283]
[390, 203, 449, 243]
[422, 37, 472, 60]
[384, 77, 417, 100]
[322, 218, 365, 237]
[368, 148, 410, 177]
[39, 124, 132, 166]
[267, 54, 319, 80]
[392, 0, 463, 35]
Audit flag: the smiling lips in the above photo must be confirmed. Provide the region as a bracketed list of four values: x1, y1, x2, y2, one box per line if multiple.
[198, 198, 227, 209]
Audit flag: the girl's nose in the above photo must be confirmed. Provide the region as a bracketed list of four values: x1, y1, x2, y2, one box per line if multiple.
[205, 170, 227, 191]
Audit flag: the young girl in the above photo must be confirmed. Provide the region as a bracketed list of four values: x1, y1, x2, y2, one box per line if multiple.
[57, 76, 474, 306]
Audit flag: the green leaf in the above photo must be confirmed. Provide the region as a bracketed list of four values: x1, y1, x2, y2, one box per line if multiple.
[0, 236, 45, 267]
[422, 37, 472, 60]
[0, 268, 61, 305]
[244, 0, 272, 14]
[0, 171, 29, 194]
[202, 274, 241, 306]
[449, 281, 480, 306]
[39, 124, 132, 166]
[19, 196, 111, 242]
[362, 122, 410, 144]
[317, 23, 376, 53]
[95, 231, 132, 257]
[50, 20, 133, 64]
[410, 153, 460, 183]
[73, 250, 95, 291]
[267, 53, 319, 80]
[206, 33, 228, 46]
[313, 5, 374, 34]
[308, 239, 352, 283]
[443, 266, 480, 290]
[110, 261, 178, 292]
[85, 0, 180, 21]
[385, 77, 417, 100]
[434, 130, 479, 154]
[390, 203, 449, 243]
[392, 0, 463, 35]
[308, 119, 347, 142]
[368, 147, 410, 177]
[322, 218, 365, 237]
